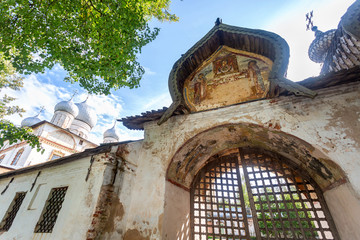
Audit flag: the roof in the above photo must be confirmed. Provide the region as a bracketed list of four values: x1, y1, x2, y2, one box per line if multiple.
[159, 22, 292, 125]
[120, 66, 360, 130]
[0, 140, 137, 179]
[120, 107, 172, 131]
[320, 0, 360, 74]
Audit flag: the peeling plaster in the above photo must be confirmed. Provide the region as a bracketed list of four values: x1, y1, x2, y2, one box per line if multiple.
[167, 123, 345, 190]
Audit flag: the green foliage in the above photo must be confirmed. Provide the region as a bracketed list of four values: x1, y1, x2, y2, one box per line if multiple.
[0, 0, 177, 95]
[0, 120, 43, 152]
[254, 189, 316, 238]
[0, 53, 43, 152]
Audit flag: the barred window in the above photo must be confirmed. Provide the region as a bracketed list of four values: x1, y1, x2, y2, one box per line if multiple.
[0, 192, 27, 231]
[35, 187, 68, 233]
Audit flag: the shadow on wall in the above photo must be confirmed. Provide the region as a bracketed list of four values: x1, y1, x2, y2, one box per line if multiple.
[176, 214, 190, 240]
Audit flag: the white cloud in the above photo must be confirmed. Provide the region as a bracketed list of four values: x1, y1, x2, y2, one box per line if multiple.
[1, 73, 130, 145]
[142, 92, 172, 111]
[143, 66, 156, 76]
[1, 74, 71, 124]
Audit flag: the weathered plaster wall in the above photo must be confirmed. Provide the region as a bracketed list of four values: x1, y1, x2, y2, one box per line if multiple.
[110, 82, 360, 240]
[162, 181, 190, 240]
[324, 183, 360, 240]
[0, 154, 108, 240]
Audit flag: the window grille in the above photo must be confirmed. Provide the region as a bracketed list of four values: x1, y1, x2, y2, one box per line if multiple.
[191, 149, 340, 240]
[0, 192, 26, 231]
[35, 187, 68, 233]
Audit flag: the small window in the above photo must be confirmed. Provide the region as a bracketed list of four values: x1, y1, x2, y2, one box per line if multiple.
[0, 155, 5, 164]
[50, 154, 61, 161]
[79, 140, 83, 145]
[35, 187, 68, 233]
[48, 151, 64, 161]
[11, 149, 24, 166]
[0, 192, 27, 231]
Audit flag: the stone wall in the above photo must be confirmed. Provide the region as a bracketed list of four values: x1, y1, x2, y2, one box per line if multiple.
[110, 82, 360, 240]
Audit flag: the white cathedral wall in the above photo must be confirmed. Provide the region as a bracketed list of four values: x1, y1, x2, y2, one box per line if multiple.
[0, 154, 107, 240]
[0, 122, 97, 171]
[69, 119, 92, 139]
[111, 82, 360, 239]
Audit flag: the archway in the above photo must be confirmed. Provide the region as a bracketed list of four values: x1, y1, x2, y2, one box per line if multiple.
[162, 123, 356, 240]
[191, 148, 340, 239]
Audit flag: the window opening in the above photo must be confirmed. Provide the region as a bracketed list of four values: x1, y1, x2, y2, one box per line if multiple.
[191, 149, 340, 240]
[49, 151, 64, 161]
[35, 186, 68, 233]
[11, 149, 24, 166]
[0, 192, 27, 231]
[0, 155, 5, 164]
[50, 154, 61, 161]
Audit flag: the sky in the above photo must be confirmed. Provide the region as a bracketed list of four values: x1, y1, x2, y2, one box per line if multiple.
[2, 0, 356, 145]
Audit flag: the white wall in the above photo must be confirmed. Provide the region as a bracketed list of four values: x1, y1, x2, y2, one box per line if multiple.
[0, 154, 107, 240]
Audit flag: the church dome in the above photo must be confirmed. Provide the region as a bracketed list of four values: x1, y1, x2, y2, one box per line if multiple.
[308, 27, 336, 63]
[103, 124, 119, 141]
[75, 99, 97, 128]
[21, 115, 41, 127]
[54, 98, 79, 117]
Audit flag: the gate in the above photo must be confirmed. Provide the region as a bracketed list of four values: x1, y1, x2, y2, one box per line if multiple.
[191, 149, 340, 240]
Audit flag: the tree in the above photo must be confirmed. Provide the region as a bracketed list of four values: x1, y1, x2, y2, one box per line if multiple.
[0, 53, 43, 152]
[0, 0, 177, 95]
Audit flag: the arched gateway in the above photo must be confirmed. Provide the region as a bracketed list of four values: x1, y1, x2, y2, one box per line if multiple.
[191, 148, 340, 240]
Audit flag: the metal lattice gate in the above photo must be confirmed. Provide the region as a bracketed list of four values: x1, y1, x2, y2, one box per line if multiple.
[191, 149, 340, 240]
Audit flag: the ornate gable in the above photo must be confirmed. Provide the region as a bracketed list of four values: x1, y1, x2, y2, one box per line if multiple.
[159, 21, 315, 124]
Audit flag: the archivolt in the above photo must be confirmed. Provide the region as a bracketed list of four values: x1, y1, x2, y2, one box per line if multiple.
[166, 123, 346, 191]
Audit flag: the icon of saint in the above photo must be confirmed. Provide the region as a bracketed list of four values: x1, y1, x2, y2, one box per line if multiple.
[247, 60, 265, 95]
[217, 59, 233, 74]
[193, 73, 207, 104]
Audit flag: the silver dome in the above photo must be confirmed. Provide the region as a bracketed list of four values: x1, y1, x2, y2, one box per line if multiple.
[308, 28, 336, 63]
[103, 124, 119, 141]
[75, 100, 97, 128]
[54, 99, 79, 117]
[21, 115, 41, 127]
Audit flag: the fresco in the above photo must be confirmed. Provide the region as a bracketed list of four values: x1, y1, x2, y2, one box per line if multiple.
[183, 47, 273, 112]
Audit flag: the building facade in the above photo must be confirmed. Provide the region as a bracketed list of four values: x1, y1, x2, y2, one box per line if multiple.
[0, 96, 99, 171]
[0, 1, 360, 239]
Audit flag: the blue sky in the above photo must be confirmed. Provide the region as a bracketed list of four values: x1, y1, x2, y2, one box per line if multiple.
[3, 0, 355, 144]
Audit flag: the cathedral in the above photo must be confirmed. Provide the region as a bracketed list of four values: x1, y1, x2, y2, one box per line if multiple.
[0, 1, 359, 239]
[0, 96, 119, 172]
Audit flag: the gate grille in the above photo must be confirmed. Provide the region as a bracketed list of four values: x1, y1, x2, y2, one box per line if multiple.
[191, 149, 340, 240]
[192, 155, 250, 240]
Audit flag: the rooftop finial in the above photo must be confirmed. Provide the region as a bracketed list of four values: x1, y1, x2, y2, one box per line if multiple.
[215, 18, 222, 26]
[82, 92, 90, 103]
[306, 11, 314, 31]
[306, 11, 323, 37]
[35, 106, 45, 117]
[70, 90, 78, 101]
